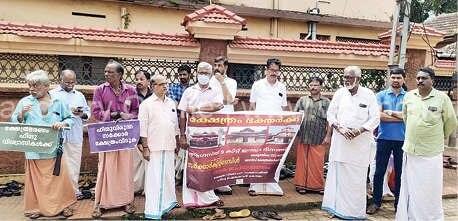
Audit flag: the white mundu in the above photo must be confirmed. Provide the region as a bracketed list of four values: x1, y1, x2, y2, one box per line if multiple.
[322, 86, 380, 219]
[139, 94, 179, 219]
[178, 84, 223, 208]
[248, 77, 287, 196]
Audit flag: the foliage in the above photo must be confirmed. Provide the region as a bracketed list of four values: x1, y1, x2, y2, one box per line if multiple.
[407, 0, 457, 23]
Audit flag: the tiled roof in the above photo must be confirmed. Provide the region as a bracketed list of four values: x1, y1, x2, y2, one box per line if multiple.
[0, 21, 199, 47]
[434, 60, 456, 69]
[425, 12, 458, 35]
[230, 37, 390, 56]
[182, 4, 246, 27]
[378, 23, 445, 39]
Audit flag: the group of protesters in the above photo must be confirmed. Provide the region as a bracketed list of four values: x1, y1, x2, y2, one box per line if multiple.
[10, 55, 456, 220]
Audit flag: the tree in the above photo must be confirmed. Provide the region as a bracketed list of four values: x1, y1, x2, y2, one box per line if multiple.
[407, 0, 458, 23]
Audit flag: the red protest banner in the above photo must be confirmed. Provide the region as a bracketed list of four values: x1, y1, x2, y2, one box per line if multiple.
[186, 112, 302, 192]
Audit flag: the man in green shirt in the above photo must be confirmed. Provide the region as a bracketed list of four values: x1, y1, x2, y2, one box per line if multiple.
[396, 67, 457, 220]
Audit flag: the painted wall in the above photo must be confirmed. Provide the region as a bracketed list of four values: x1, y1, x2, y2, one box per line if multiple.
[0, 0, 189, 34]
[218, 0, 395, 22]
[1, 0, 390, 41]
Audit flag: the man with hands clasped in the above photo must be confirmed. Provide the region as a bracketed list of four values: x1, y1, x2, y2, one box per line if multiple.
[177, 62, 224, 208]
[322, 66, 380, 220]
[138, 74, 180, 219]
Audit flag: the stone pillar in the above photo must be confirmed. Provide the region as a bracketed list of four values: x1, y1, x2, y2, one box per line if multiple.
[198, 39, 228, 64]
[404, 48, 426, 90]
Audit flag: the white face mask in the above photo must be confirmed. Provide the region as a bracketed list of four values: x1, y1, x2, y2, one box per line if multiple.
[197, 74, 210, 85]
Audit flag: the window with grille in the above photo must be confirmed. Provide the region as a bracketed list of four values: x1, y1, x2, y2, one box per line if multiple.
[336, 36, 381, 44]
[299, 33, 331, 41]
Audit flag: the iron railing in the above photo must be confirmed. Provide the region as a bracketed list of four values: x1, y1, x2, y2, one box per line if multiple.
[228, 63, 387, 92]
[1, 53, 455, 94]
[0, 53, 198, 85]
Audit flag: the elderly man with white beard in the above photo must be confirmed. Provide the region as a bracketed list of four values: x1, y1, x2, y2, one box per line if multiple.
[321, 66, 380, 219]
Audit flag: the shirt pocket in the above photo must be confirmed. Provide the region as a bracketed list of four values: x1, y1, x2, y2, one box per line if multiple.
[421, 105, 442, 126]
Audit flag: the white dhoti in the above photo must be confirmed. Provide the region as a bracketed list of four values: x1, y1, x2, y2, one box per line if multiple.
[133, 146, 146, 193]
[396, 153, 443, 221]
[182, 151, 220, 208]
[322, 161, 368, 220]
[249, 156, 283, 196]
[369, 154, 394, 196]
[144, 151, 177, 219]
[249, 183, 283, 195]
[63, 142, 82, 196]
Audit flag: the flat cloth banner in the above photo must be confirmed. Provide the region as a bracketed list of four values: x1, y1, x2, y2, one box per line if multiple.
[186, 111, 303, 192]
[0, 122, 59, 153]
[87, 119, 139, 153]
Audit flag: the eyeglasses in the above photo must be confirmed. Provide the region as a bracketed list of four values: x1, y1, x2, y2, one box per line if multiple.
[268, 68, 280, 73]
[197, 71, 211, 75]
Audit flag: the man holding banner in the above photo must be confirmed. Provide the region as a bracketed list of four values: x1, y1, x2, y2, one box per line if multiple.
[322, 66, 380, 219]
[11, 70, 76, 219]
[91, 61, 139, 218]
[139, 74, 180, 219]
[178, 62, 225, 208]
[248, 58, 287, 196]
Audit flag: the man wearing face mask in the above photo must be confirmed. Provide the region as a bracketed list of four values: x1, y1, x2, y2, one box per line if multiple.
[248, 58, 287, 197]
[396, 67, 456, 220]
[178, 62, 224, 208]
[321, 66, 380, 219]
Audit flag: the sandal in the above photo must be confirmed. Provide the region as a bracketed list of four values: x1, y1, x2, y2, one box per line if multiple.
[251, 210, 268, 220]
[265, 211, 282, 220]
[202, 208, 226, 220]
[229, 209, 251, 218]
[29, 213, 41, 219]
[62, 207, 73, 217]
[296, 187, 307, 195]
[124, 202, 136, 214]
[248, 190, 258, 196]
[92, 206, 102, 218]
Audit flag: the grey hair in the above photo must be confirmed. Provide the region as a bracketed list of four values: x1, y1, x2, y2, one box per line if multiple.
[150, 74, 167, 84]
[25, 70, 50, 86]
[344, 66, 362, 77]
[197, 62, 212, 73]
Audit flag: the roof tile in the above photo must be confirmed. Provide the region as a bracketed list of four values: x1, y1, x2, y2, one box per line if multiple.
[230, 36, 390, 56]
[0, 21, 199, 47]
[434, 60, 456, 69]
[181, 4, 246, 27]
[378, 23, 445, 39]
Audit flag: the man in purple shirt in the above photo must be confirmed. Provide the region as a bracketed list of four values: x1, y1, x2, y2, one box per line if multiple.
[91, 60, 139, 218]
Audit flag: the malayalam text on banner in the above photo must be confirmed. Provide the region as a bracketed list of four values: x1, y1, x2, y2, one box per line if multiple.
[87, 120, 140, 153]
[0, 122, 59, 153]
[186, 111, 303, 192]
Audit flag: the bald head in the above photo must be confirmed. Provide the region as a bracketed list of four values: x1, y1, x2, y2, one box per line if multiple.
[60, 69, 77, 92]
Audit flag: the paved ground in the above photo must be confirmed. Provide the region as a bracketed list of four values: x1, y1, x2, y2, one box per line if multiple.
[212, 198, 458, 221]
[0, 148, 456, 220]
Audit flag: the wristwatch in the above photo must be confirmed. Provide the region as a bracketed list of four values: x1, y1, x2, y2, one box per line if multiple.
[386, 110, 393, 116]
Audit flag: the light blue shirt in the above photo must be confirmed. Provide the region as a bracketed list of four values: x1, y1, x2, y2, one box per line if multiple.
[50, 86, 90, 144]
[11, 94, 74, 159]
[376, 87, 406, 141]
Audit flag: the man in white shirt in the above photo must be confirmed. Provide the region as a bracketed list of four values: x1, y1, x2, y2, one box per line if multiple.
[139, 74, 179, 219]
[178, 62, 225, 208]
[322, 66, 380, 219]
[248, 58, 287, 196]
[210, 56, 238, 195]
[210, 56, 238, 113]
